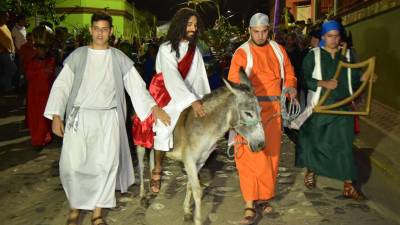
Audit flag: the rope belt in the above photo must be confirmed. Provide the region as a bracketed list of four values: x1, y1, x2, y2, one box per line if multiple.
[257, 96, 280, 102]
[67, 106, 80, 133]
[67, 106, 117, 133]
[256, 90, 301, 127]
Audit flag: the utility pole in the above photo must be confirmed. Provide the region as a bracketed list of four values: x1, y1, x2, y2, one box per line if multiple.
[313, 0, 318, 22]
[333, 0, 338, 16]
[273, 0, 280, 34]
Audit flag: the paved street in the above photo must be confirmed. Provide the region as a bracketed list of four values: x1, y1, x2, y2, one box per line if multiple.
[0, 93, 398, 225]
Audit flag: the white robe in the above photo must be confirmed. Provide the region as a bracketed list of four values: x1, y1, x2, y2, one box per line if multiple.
[153, 41, 210, 151]
[44, 48, 155, 210]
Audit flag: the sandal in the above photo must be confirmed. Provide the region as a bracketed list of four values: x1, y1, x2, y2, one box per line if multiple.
[239, 208, 258, 225]
[304, 170, 316, 189]
[91, 216, 108, 225]
[258, 201, 274, 215]
[66, 209, 79, 225]
[150, 169, 162, 193]
[343, 182, 365, 201]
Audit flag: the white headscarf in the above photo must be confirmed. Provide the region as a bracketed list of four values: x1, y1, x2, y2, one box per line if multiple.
[249, 13, 269, 27]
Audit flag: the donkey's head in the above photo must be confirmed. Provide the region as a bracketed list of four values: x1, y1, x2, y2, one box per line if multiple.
[224, 68, 265, 152]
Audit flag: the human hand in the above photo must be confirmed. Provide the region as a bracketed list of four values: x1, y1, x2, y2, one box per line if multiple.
[361, 72, 378, 82]
[287, 87, 297, 99]
[319, 79, 338, 90]
[52, 115, 64, 137]
[152, 106, 171, 126]
[192, 100, 206, 118]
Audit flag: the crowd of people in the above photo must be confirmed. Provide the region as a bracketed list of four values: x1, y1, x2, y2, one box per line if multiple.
[0, 6, 368, 225]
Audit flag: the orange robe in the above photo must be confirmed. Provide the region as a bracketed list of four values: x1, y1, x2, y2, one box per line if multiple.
[228, 41, 296, 201]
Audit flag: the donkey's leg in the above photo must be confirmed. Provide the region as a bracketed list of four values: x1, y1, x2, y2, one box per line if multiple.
[136, 146, 146, 198]
[184, 160, 202, 225]
[183, 182, 193, 221]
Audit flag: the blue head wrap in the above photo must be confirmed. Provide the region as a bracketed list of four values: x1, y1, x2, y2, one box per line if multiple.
[319, 20, 342, 47]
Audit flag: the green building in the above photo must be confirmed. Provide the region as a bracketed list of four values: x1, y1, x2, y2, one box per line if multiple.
[55, 0, 155, 41]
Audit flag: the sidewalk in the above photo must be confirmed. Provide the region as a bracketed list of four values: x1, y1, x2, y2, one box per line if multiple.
[353, 100, 400, 224]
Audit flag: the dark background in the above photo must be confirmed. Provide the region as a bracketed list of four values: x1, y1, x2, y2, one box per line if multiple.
[133, 0, 275, 27]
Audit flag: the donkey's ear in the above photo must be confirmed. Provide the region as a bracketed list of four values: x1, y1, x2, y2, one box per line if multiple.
[239, 67, 253, 91]
[223, 78, 239, 96]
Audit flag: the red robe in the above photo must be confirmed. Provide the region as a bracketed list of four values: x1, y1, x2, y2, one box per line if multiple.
[26, 56, 55, 146]
[132, 46, 195, 148]
[19, 42, 37, 72]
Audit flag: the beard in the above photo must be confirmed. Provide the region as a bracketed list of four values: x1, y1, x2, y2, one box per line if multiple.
[250, 34, 268, 46]
[252, 38, 268, 47]
[185, 31, 197, 43]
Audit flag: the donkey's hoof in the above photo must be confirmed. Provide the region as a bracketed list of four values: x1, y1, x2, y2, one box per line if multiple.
[184, 213, 193, 221]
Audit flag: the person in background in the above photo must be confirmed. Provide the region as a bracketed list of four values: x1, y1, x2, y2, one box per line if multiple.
[0, 10, 17, 92]
[25, 25, 56, 150]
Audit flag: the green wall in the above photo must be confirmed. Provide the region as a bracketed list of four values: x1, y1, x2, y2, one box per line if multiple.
[347, 7, 400, 110]
[57, 0, 130, 10]
[56, 0, 134, 39]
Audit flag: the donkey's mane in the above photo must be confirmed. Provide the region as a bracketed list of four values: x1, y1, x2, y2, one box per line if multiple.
[202, 86, 229, 102]
[232, 83, 252, 93]
[202, 82, 251, 103]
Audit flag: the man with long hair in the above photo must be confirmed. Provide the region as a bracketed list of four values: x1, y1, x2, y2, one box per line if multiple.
[44, 12, 169, 225]
[132, 8, 210, 193]
[228, 13, 297, 224]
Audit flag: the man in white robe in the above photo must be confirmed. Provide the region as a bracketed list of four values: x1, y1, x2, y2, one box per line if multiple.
[44, 12, 170, 225]
[134, 8, 210, 193]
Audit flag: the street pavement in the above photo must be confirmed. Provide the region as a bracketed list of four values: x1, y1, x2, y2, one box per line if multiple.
[0, 93, 398, 225]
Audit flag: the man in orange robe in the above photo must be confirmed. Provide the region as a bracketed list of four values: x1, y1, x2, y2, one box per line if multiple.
[227, 13, 297, 224]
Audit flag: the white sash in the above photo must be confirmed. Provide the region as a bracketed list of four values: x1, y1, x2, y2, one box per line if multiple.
[346, 50, 353, 95]
[238, 40, 284, 81]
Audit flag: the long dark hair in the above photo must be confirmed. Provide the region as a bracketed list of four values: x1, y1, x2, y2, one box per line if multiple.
[165, 8, 203, 58]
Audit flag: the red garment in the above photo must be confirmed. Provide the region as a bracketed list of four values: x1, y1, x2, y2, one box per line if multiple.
[352, 102, 360, 134]
[26, 56, 55, 146]
[19, 42, 37, 72]
[132, 46, 195, 148]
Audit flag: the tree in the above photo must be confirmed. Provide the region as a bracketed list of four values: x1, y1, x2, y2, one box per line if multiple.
[204, 15, 245, 61]
[0, 0, 12, 13]
[180, 0, 222, 19]
[10, 0, 62, 25]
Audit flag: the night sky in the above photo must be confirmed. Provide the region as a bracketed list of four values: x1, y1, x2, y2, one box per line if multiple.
[133, 0, 274, 27]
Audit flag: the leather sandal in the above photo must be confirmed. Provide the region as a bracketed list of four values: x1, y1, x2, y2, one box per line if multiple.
[343, 182, 365, 201]
[91, 216, 108, 225]
[66, 210, 79, 225]
[258, 201, 274, 215]
[150, 169, 162, 193]
[304, 170, 316, 189]
[239, 207, 258, 225]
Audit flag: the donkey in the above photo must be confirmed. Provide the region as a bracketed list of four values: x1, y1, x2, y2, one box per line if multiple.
[136, 68, 265, 225]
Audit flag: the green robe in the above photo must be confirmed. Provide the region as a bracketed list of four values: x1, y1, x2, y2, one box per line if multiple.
[295, 47, 361, 181]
